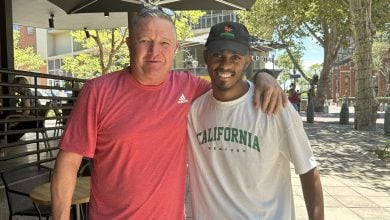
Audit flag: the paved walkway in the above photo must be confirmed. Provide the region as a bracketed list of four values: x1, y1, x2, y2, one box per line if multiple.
[186, 105, 390, 219]
[294, 105, 389, 220]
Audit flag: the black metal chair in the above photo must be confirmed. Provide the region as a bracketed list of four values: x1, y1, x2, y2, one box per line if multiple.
[3, 101, 53, 157]
[0, 164, 52, 220]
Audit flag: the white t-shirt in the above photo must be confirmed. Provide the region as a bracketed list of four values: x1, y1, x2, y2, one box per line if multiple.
[187, 81, 317, 220]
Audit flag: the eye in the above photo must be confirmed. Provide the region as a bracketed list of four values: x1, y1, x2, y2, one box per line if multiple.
[231, 54, 242, 62]
[211, 52, 223, 58]
[138, 39, 150, 45]
[161, 41, 170, 46]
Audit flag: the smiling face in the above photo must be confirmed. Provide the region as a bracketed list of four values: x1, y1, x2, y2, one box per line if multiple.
[204, 49, 252, 101]
[127, 17, 179, 86]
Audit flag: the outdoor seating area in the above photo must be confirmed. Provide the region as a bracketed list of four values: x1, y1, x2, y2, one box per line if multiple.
[0, 68, 86, 219]
[1, 163, 52, 220]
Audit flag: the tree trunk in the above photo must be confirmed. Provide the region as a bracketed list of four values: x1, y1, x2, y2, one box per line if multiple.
[315, 22, 341, 112]
[349, 0, 378, 130]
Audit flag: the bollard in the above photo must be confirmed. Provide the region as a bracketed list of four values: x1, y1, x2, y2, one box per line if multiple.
[339, 102, 349, 125]
[306, 101, 314, 123]
[385, 107, 390, 136]
[379, 102, 384, 112]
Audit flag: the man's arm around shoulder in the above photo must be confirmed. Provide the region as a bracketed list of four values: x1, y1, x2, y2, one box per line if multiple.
[51, 150, 83, 220]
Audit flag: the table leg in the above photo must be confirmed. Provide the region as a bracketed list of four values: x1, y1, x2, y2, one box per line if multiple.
[72, 204, 81, 220]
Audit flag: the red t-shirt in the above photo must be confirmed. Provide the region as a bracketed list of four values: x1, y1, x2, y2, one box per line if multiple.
[59, 69, 210, 219]
[288, 90, 300, 104]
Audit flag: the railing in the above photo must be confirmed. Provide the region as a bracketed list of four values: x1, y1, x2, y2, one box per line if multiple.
[0, 68, 86, 173]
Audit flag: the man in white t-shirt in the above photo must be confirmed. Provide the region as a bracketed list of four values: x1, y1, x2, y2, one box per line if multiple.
[187, 21, 324, 220]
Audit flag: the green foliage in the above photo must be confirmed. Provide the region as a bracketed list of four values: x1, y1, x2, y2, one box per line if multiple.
[13, 30, 45, 72]
[275, 52, 304, 90]
[372, 30, 390, 70]
[299, 63, 319, 87]
[63, 54, 100, 79]
[63, 28, 129, 78]
[236, 0, 275, 40]
[238, 0, 350, 67]
[374, 140, 390, 160]
[276, 53, 295, 70]
[277, 71, 291, 91]
[372, 0, 390, 33]
[175, 11, 206, 42]
[308, 63, 322, 74]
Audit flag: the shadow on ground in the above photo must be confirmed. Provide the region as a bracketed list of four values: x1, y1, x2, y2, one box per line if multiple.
[304, 120, 389, 192]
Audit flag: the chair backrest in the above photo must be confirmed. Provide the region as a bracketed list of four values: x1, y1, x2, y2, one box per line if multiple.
[49, 101, 62, 116]
[36, 102, 52, 129]
[0, 165, 51, 217]
[78, 158, 93, 177]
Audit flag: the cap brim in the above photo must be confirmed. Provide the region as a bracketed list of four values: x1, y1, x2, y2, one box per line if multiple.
[206, 40, 250, 55]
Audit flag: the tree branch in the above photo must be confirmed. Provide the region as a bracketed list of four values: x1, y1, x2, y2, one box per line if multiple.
[342, 0, 349, 8]
[91, 31, 106, 74]
[303, 22, 324, 46]
[279, 38, 310, 82]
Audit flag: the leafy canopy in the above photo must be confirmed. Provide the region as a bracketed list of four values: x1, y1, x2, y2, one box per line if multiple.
[13, 30, 45, 72]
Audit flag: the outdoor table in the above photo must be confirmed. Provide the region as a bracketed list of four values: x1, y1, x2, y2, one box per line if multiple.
[29, 176, 90, 220]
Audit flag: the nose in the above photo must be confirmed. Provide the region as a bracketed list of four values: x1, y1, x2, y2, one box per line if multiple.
[147, 42, 160, 54]
[218, 57, 232, 69]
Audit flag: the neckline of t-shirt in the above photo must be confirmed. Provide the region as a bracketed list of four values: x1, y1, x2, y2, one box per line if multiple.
[125, 67, 170, 91]
[211, 80, 253, 108]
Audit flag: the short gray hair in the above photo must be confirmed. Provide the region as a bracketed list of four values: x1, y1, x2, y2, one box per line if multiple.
[130, 8, 176, 35]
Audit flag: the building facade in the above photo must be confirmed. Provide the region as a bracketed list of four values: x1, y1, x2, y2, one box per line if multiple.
[330, 46, 388, 104]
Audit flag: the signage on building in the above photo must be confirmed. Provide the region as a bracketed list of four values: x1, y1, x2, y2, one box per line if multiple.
[251, 56, 274, 62]
[290, 74, 301, 79]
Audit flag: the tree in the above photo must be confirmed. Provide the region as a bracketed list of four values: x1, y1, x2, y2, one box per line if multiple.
[275, 52, 303, 91]
[238, 0, 350, 112]
[13, 30, 44, 72]
[239, 0, 389, 130]
[63, 28, 129, 79]
[346, 0, 378, 130]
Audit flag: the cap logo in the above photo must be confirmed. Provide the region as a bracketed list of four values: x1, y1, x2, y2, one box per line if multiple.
[219, 26, 235, 39]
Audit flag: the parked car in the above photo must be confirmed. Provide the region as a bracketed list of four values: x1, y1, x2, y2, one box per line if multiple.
[29, 88, 51, 106]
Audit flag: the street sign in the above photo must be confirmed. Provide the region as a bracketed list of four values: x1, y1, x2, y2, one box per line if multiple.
[290, 74, 301, 79]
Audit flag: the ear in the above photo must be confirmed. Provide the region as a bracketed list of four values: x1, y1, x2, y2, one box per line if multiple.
[203, 50, 209, 64]
[175, 41, 180, 51]
[244, 55, 252, 69]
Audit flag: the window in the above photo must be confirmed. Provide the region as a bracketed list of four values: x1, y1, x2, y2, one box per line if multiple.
[48, 59, 66, 76]
[27, 27, 34, 35]
[194, 10, 237, 29]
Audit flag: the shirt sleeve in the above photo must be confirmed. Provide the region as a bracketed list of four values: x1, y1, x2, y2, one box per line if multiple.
[278, 104, 317, 174]
[59, 80, 99, 158]
[189, 74, 211, 101]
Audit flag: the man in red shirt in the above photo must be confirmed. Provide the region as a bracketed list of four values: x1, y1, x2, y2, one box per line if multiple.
[288, 83, 300, 111]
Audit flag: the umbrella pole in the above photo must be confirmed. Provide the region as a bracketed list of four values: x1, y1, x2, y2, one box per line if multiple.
[127, 12, 138, 36]
[0, 0, 14, 70]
